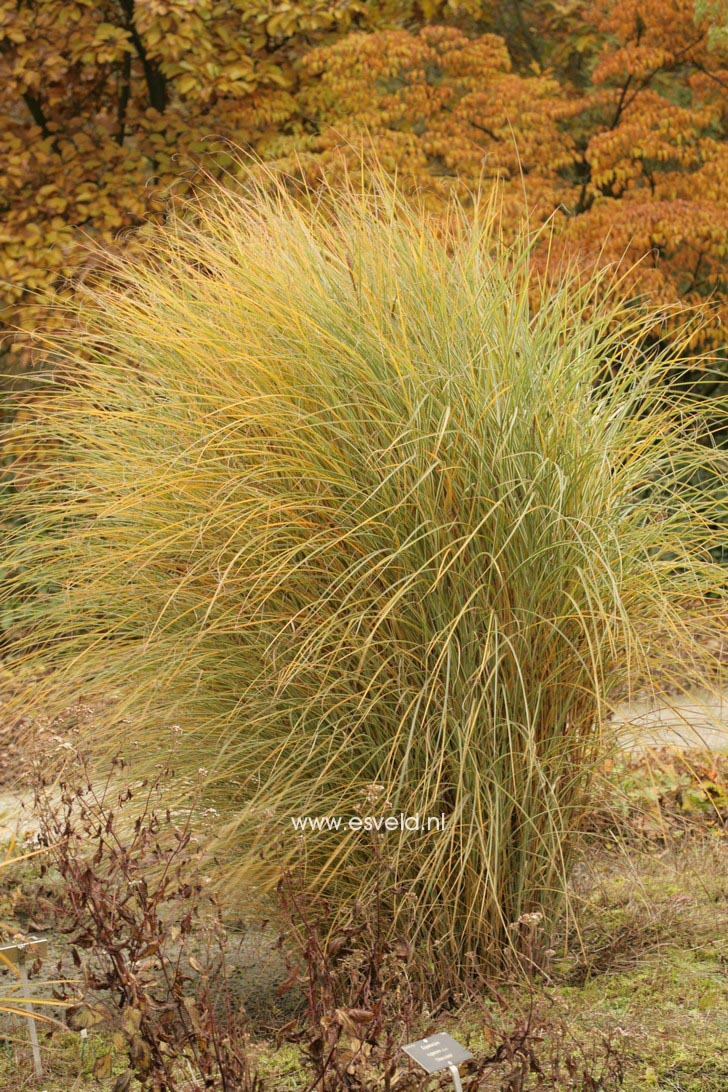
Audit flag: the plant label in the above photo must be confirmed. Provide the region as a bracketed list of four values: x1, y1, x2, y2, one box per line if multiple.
[0, 937, 48, 1078]
[0, 937, 48, 966]
[403, 1032, 473, 1090]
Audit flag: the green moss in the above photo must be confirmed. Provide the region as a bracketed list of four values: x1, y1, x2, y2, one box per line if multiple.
[254, 1041, 309, 1091]
[0, 1030, 140, 1091]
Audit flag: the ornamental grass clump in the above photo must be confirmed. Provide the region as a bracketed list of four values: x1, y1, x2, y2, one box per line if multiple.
[3, 164, 726, 979]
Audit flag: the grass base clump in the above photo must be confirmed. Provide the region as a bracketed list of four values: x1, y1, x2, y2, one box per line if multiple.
[3, 162, 726, 980]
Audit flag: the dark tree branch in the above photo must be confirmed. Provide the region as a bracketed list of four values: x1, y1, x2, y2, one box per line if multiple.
[470, 119, 502, 142]
[511, 0, 542, 66]
[644, 166, 656, 195]
[609, 73, 633, 131]
[572, 28, 707, 217]
[21, 90, 60, 152]
[620, 33, 707, 117]
[119, 0, 167, 112]
[117, 50, 132, 144]
[682, 250, 706, 295]
[693, 62, 728, 91]
[21, 90, 49, 136]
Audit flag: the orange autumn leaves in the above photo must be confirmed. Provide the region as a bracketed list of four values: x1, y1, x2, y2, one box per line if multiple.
[2, 0, 728, 354]
[281, 4, 728, 347]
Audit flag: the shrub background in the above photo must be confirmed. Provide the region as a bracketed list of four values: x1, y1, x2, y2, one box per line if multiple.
[2, 0, 728, 391]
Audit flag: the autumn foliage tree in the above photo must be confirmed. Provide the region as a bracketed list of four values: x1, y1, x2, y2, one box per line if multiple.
[2, 0, 728, 381]
[276, 1, 728, 371]
[0, 0, 444, 347]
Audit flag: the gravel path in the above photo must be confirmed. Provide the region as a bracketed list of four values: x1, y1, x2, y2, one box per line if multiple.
[610, 686, 728, 751]
[0, 790, 35, 839]
[2, 690, 727, 839]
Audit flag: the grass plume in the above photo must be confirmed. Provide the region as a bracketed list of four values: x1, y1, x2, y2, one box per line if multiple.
[2, 161, 726, 978]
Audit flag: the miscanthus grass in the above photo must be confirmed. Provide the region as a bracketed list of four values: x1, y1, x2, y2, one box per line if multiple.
[3, 165, 726, 978]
